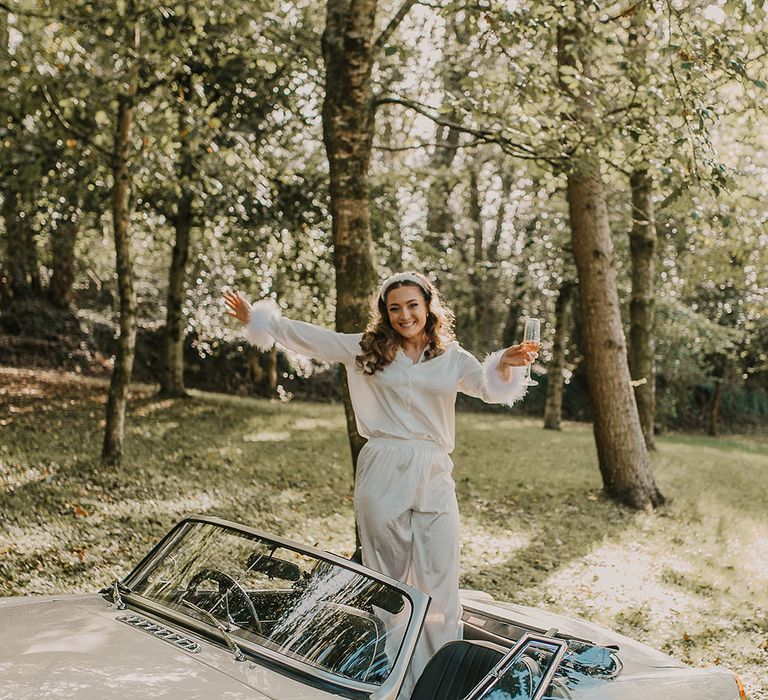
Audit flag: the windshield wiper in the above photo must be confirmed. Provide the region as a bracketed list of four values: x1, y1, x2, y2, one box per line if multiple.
[101, 580, 131, 610]
[181, 599, 246, 662]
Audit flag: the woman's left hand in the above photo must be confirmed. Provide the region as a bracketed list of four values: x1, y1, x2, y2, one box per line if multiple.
[501, 343, 539, 368]
[497, 343, 538, 382]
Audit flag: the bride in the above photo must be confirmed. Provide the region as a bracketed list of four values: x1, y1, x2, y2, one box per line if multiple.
[224, 271, 536, 694]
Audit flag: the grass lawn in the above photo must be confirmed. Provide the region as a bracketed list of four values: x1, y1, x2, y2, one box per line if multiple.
[1, 366, 767, 697]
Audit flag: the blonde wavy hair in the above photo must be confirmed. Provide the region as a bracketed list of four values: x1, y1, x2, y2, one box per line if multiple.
[355, 272, 455, 375]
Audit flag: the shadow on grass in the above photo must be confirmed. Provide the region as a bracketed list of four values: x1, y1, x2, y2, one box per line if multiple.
[459, 494, 634, 602]
[451, 415, 635, 601]
[0, 370, 354, 596]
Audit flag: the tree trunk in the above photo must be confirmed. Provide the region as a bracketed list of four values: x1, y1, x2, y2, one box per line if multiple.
[544, 280, 575, 430]
[567, 171, 663, 508]
[467, 166, 483, 351]
[502, 268, 527, 347]
[558, 22, 663, 510]
[502, 223, 535, 347]
[159, 197, 192, 397]
[102, 9, 139, 468]
[627, 2, 656, 449]
[628, 169, 656, 448]
[248, 346, 278, 396]
[159, 90, 195, 398]
[378, 117, 405, 270]
[425, 123, 461, 246]
[708, 379, 722, 437]
[424, 23, 464, 249]
[1, 15, 40, 301]
[2, 186, 41, 299]
[708, 356, 726, 437]
[48, 187, 81, 308]
[476, 170, 511, 348]
[0, 262, 9, 306]
[321, 0, 380, 471]
[262, 346, 278, 394]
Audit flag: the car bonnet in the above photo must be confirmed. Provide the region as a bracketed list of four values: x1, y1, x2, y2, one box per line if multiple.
[462, 596, 685, 670]
[0, 594, 333, 700]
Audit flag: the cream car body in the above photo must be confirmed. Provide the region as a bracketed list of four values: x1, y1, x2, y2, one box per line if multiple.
[0, 516, 745, 700]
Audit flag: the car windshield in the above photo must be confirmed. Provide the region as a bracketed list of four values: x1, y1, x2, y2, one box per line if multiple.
[124, 520, 412, 686]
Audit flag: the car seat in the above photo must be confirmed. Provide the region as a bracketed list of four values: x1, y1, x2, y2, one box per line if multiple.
[409, 639, 506, 700]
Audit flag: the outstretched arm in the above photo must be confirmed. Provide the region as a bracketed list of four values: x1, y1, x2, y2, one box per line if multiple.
[457, 343, 537, 406]
[223, 290, 361, 365]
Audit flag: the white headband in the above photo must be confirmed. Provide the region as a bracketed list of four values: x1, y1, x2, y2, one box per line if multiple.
[379, 272, 426, 302]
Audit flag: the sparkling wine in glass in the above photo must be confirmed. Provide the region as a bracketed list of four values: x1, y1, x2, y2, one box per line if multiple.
[523, 317, 541, 387]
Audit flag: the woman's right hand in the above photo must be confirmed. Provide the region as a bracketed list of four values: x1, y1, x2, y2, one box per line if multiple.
[223, 290, 251, 325]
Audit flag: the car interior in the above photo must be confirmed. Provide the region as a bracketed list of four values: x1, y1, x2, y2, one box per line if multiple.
[175, 555, 402, 685]
[177, 563, 608, 699]
[129, 526, 619, 699]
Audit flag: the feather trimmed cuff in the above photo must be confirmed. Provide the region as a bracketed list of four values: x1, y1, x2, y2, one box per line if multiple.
[482, 349, 529, 406]
[244, 299, 280, 351]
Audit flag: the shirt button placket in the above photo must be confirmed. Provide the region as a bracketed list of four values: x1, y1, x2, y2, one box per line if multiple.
[406, 364, 414, 412]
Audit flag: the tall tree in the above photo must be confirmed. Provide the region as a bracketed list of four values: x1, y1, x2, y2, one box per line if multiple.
[626, 2, 657, 449]
[475, 168, 512, 348]
[48, 181, 81, 308]
[159, 78, 195, 398]
[0, 10, 42, 301]
[502, 223, 535, 348]
[1, 185, 41, 299]
[424, 19, 465, 250]
[321, 0, 417, 470]
[102, 2, 140, 467]
[628, 168, 657, 447]
[557, 18, 663, 509]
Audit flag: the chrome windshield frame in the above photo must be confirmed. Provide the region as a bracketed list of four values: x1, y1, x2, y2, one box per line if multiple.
[118, 514, 430, 697]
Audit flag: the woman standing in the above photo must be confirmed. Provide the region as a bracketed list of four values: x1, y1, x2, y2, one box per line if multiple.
[224, 271, 536, 695]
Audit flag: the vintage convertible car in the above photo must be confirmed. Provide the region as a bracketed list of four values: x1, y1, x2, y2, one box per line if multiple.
[0, 515, 747, 699]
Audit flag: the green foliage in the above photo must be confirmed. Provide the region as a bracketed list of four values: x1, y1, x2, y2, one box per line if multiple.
[0, 0, 766, 433]
[1, 0, 332, 333]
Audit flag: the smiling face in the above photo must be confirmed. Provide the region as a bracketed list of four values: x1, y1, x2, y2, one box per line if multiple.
[385, 284, 429, 341]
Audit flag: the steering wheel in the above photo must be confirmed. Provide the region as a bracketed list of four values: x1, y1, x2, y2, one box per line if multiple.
[546, 678, 574, 699]
[184, 568, 262, 634]
[502, 655, 538, 698]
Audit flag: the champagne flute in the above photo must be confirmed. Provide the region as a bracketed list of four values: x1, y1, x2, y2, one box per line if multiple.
[522, 317, 541, 387]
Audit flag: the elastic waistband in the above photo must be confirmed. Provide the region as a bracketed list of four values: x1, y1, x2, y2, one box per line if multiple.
[365, 436, 445, 451]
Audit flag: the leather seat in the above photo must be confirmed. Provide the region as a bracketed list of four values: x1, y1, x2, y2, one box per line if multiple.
[409, 639, 506, 700]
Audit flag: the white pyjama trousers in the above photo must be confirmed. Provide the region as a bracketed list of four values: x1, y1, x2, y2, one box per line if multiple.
[354, 437, 462, 698]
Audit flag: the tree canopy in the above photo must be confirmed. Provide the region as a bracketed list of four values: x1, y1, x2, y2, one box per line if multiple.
[1, 0, 766, 447]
